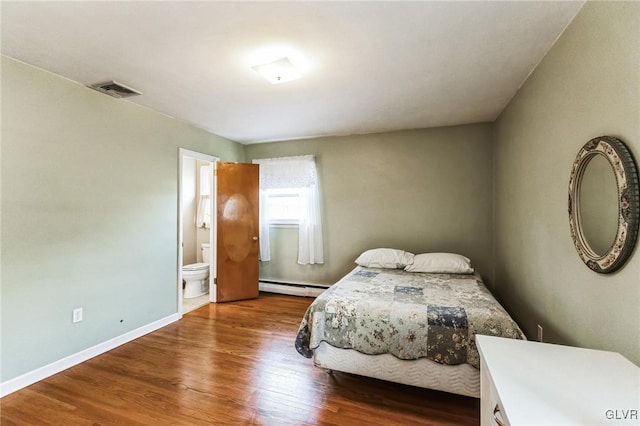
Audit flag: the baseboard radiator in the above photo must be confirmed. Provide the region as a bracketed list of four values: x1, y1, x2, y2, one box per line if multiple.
[259, 279, 329, 297]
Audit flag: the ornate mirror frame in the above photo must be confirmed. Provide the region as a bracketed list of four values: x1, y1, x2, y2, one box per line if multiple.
[568, 136, 639, 273]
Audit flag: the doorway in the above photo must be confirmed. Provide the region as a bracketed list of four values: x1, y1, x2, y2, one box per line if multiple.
[178, 148, 219, 316]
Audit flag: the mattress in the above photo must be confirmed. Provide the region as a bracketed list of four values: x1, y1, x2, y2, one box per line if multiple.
[313, 341, 480, 398]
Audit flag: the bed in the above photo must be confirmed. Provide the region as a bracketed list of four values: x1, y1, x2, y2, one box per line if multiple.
[295, 253, 525, 398]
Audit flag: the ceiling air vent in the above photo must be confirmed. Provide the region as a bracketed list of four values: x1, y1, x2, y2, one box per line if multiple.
[88, 81, 142, 98]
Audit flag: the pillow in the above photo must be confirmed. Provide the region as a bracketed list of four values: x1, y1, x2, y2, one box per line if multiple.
[355, 248, 415, 269]
[404, 253, 474, 274]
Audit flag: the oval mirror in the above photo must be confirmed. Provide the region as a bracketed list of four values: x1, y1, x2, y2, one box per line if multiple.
[579, 154, 619, 256]
[568, 136, 639, 273]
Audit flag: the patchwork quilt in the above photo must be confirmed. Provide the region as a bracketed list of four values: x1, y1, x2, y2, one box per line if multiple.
[295, 266, 524, 368]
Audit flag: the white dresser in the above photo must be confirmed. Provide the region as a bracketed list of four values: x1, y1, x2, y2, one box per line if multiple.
[477, 335, 640, 426]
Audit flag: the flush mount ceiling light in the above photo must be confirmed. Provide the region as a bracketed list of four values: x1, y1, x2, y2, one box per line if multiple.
[251, 57, 300, 84]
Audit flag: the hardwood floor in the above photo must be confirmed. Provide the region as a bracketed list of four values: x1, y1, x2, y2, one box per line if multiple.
[1, 293, 479, 425]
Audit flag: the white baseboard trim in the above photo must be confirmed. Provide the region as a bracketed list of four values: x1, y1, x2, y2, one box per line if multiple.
[0, 313, 180, 398]
[259, 281, 326, 297]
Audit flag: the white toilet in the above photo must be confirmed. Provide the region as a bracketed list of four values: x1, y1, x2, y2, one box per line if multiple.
[183, 243, 210, 299]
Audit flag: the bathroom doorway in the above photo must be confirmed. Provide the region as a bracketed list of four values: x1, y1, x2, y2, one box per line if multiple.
[178, 148, 219, 316]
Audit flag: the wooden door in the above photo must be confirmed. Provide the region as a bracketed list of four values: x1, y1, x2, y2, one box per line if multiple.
[216, 162, 260, 302]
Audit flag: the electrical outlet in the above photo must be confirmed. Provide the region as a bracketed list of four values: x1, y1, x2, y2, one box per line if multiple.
[537, 324, 544, 342]
[72, 308, 83, 323]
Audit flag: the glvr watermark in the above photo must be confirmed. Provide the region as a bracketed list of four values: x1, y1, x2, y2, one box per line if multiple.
[605, 409, 638, 421]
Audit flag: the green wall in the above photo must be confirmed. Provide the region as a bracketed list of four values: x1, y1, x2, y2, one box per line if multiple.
[246, 124, 495, 287]
[494, 1, 639, 365]
[1, 57, 244, 382]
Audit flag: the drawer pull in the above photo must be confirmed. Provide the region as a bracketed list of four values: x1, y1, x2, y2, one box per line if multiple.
[493, 404, 505, 426]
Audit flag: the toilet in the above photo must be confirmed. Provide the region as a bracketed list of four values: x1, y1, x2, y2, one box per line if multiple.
[183, 243, 210, 299]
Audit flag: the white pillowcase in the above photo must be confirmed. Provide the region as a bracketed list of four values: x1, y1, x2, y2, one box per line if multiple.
[404, 253, 474, 274]
[355, 248, 415, 269]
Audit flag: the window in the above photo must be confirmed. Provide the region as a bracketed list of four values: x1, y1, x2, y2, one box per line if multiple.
[252, 155, 324, 264]
[264, 188, 301, 225]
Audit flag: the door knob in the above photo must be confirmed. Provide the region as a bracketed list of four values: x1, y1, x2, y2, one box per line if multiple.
[252, 236, 259, 241]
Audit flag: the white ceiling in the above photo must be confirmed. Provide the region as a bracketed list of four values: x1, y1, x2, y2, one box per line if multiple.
[1, 1, 583, 144]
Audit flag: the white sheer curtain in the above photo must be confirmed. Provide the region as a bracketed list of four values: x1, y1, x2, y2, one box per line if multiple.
[196, 165, 211, 228]
[252, 155, 324, 265]
[257, 189, 271, 261]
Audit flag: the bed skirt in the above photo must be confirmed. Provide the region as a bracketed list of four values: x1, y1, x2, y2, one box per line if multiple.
[313, 341, 480, 398]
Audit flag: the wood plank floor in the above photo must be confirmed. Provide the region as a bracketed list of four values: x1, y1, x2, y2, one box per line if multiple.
[1, 293, 479, 425]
